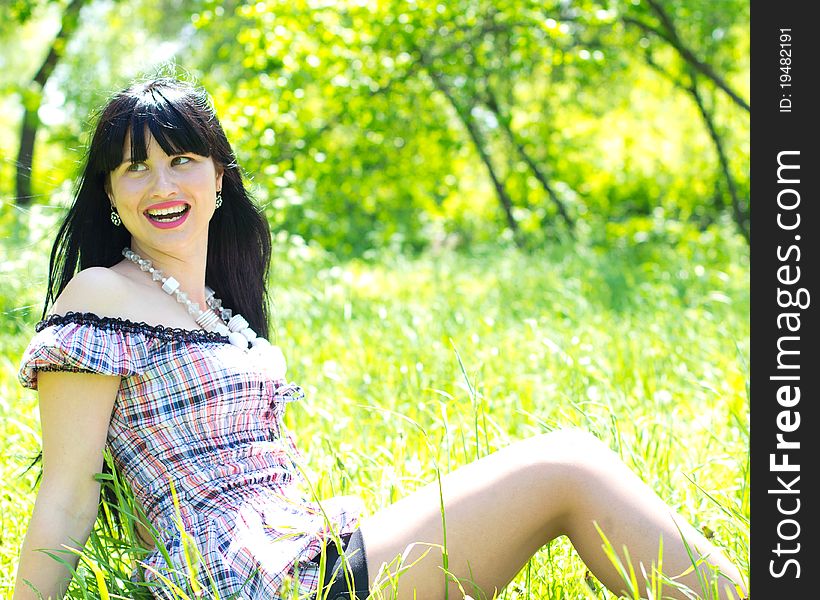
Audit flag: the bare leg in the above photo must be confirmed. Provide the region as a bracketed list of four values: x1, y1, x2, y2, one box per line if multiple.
[360, 429, 747, 600]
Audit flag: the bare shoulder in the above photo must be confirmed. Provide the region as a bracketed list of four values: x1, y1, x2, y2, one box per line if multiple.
[49, 267, 132, 317]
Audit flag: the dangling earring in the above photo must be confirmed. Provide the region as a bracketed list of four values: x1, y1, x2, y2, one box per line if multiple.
[110, 207, 122, 227]
[215, 191, 223, 209]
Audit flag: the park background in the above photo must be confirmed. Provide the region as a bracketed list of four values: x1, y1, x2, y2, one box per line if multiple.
[0, 0, 749, 598]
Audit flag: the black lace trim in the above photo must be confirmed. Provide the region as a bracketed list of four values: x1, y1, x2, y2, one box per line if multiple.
[37, 366, 98, 375]
[35, 311, 230, 343]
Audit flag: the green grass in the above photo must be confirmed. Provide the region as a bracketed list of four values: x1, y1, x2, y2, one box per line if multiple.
[0, 217, 749, 599]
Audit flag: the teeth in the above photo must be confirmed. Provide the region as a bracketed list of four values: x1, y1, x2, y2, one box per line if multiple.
[146, 205, 188, 217]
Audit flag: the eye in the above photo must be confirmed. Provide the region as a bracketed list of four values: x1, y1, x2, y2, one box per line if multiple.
[125, 162, 147, 172]
[172, 155, 192, 166]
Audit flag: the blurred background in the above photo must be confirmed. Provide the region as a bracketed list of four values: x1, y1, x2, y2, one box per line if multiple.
[1, 0, 749, 258]
[0, 1, 750, 596]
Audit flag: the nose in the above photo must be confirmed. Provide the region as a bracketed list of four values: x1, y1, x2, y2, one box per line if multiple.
[150, 164, 179, 198]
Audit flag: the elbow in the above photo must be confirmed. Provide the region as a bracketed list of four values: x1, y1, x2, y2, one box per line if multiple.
[74, 498, 102, 527]
[37, 474, 102, 526]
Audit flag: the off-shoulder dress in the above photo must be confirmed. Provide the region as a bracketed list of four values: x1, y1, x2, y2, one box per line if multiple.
[18, 311, 362, 599]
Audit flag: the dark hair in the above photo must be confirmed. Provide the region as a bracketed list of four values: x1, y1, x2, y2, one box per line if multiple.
[38, 76, 272, 540]
[44, 76, 272, 336]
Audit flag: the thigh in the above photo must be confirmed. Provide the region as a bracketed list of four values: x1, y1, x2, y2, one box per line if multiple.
[359, 432, 585, 600]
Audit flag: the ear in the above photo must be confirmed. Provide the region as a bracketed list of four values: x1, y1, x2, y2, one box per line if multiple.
[104, 178, 114, 207]
[215, 165, 224, 192]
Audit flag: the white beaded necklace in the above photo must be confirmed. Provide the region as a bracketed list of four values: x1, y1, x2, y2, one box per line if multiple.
[122, 247, 266, 350]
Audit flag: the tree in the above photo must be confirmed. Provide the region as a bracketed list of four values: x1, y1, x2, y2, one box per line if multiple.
[13, 0, 88, 206]
[617, 0, 750, 240]
[2, 0, 750, 252]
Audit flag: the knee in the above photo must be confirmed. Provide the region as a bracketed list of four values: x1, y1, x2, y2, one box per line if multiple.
[530, 428, 618, 480]
[515, 428, 617, 533]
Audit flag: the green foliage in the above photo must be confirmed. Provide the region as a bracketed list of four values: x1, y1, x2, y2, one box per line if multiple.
[0, 0, 63, 26]
[0, 0, 749, 255]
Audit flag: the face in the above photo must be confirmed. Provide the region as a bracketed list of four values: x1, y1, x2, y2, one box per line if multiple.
[106, 129, 224, 257]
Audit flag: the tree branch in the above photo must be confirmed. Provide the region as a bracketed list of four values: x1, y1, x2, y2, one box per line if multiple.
[416, 47, 521, 244]
[622, 8, 750, 113]
[482, 84, 575, 235]
[644, 53, 749, 243]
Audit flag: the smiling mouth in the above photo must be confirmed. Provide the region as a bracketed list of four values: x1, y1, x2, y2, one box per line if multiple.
[145, 204, 191, 222]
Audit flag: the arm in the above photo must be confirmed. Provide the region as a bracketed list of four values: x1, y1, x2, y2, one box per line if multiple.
[12, 371, 120, 600]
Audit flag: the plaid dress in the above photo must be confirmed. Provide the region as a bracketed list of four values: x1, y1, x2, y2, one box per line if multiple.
[18, 311, 362, 599]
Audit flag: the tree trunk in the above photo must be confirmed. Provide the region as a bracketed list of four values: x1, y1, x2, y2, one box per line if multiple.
[644, 55, 750, 244]
[482, 85, 575, 235]
[15, 0, 87, 206]
[688, 75, 750, 243]
[425, 68, 522, 246]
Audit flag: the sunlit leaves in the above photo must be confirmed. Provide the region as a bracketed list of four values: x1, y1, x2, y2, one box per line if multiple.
[2, 0, 749, 254]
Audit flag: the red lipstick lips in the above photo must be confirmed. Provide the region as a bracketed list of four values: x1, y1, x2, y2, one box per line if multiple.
[144, 201, 191, 229]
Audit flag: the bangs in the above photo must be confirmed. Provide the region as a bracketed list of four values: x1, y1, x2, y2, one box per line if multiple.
[93, 83, 213, 174]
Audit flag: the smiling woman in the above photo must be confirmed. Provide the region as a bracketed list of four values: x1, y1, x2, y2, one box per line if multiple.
[12, 77, 749, 600]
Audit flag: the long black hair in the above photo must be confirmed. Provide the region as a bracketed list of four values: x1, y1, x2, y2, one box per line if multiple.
[37, 77, 272, 542]
[44, 76, 272, 336]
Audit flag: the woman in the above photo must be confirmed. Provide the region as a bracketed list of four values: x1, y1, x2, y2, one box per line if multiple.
[13, 77, 747, 600]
